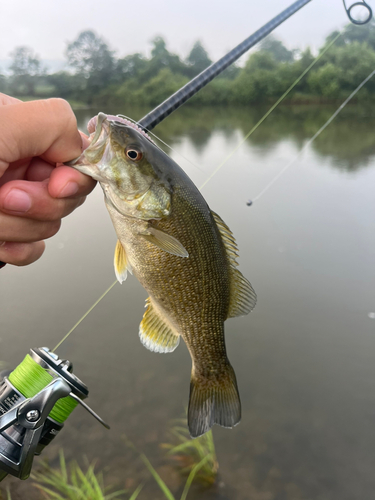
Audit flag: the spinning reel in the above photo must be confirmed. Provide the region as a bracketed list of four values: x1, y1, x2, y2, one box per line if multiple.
[0, 347, 109, 481]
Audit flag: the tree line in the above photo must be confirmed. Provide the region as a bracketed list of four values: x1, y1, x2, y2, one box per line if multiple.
[1, 21, 375, 107]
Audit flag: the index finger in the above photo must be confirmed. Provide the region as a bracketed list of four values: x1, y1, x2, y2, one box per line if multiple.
[0, 98, 83, 177]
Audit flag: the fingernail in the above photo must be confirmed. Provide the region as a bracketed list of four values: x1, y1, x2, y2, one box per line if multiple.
[58, 182, 79, 198]
[3, 189, 32, 213]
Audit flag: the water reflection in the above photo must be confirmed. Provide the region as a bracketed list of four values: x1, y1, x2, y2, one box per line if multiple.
[76, 104, 375, 172]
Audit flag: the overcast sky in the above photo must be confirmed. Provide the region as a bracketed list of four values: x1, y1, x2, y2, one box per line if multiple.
[0, 0, 369, 66]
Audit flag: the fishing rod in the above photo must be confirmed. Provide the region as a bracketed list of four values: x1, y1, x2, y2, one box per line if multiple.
[138, 0, 313, 130]
[0, 0, 371, 270]
[343, 0, 372, 25]
[138, 0, 372, 131]
[0, 0, 372, 483]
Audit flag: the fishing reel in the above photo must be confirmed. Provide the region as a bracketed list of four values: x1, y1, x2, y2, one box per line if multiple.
[0, 347, 109, 481]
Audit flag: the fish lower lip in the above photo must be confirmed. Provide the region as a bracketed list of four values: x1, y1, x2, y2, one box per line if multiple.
[64, 156, 81, 166]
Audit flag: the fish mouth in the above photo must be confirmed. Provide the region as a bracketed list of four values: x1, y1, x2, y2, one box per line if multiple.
[65, 112, 155, 168]
[64, 112, 109, 168]
[90, 112, 109, 146]
[88, 113, 155, 144]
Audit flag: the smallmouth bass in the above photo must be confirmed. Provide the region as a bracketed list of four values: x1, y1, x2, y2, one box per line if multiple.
[69, 113, 257, 437]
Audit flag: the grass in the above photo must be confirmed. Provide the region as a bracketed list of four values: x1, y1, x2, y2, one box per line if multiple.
[161, 420, 218, 486]
[3, 422, 218, 500]
[28, 431, 216, 500]
[124, 420, 218, 500]
[139, 451, 211, 500]
[31, 451, 129, 500]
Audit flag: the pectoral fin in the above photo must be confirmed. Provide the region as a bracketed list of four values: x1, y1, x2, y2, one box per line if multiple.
[211, 211, 257, 318]
[139, 298, 180, 353]
[140, 227, 189, 258]
[114, 240, 132, 284]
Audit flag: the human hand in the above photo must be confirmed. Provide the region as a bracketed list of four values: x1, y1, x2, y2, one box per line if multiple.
[0, 94, 96, 266]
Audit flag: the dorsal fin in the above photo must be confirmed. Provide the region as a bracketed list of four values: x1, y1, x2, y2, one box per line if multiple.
[211, 211, 257, 318]
[139, 298, 180, 353]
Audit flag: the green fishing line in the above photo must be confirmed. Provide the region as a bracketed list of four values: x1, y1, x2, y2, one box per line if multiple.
[8, 355, 78, 423]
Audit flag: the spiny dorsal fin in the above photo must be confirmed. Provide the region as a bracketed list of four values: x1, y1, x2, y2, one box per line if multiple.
[114, 240, 132, 284]
[139, 298, 180, 353]
[211, 211, 257, 318]
[140, 227, 189, 258]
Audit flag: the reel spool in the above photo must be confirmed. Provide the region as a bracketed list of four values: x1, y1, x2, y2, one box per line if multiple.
[0, 347, 109, 481]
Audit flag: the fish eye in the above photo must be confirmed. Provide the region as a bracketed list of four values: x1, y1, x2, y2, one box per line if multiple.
[125, 148, 143, 161]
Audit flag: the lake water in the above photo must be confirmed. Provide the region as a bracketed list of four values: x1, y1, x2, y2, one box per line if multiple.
[1, 104, 375, 500]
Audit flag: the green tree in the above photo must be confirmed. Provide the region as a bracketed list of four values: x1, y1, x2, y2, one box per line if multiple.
[46, 71, 86, 100]
[324, 20, 375, 50]
[151, 36, 169, 60]
[114, 53, 148, 83]
[307, 63, 343, 98]
[137, 36, 188, 82]
[231, 51, 281, 103]
[66, 30, 115, 102]
[244, 50, 279, 72]
[297, 47, 315, 69]
[9, 46, 42, 95]
[314, 41, 375, 96]
[259, 35, 295, 62]
[115, 67, 189, 106]
[186, 41, 212, 76]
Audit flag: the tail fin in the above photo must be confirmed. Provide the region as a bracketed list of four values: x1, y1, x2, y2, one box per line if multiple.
[188, 363, 241, 438]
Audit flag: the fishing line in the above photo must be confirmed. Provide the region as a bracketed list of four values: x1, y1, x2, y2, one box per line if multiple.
[51, 115, 208, 354]
[52, 280, 117, 352]
[52, 117, 207, 353]
[198, 28, 346, 191]
[118, 26, 342, 192]
[8, 354, 78, 423]
[52, 28, 345, 352]
[251, 67, 375, 203]
[51, 27, 360, 352]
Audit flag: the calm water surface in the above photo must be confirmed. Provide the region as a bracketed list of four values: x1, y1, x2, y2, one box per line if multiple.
[1, 105, 375, 499]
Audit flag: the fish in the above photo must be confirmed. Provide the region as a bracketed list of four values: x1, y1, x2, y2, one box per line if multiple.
[68, 113, 257, 437]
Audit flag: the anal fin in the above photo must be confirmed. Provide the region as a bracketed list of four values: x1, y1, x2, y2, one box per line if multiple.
[139, 298, 180, 353]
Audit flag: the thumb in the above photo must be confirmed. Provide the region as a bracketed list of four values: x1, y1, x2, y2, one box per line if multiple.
[0, 98, 84, 177]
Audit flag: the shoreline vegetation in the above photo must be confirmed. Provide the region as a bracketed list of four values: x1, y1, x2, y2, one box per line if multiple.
[1, 22, 375, 110]
[1, 427, 218, 500]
